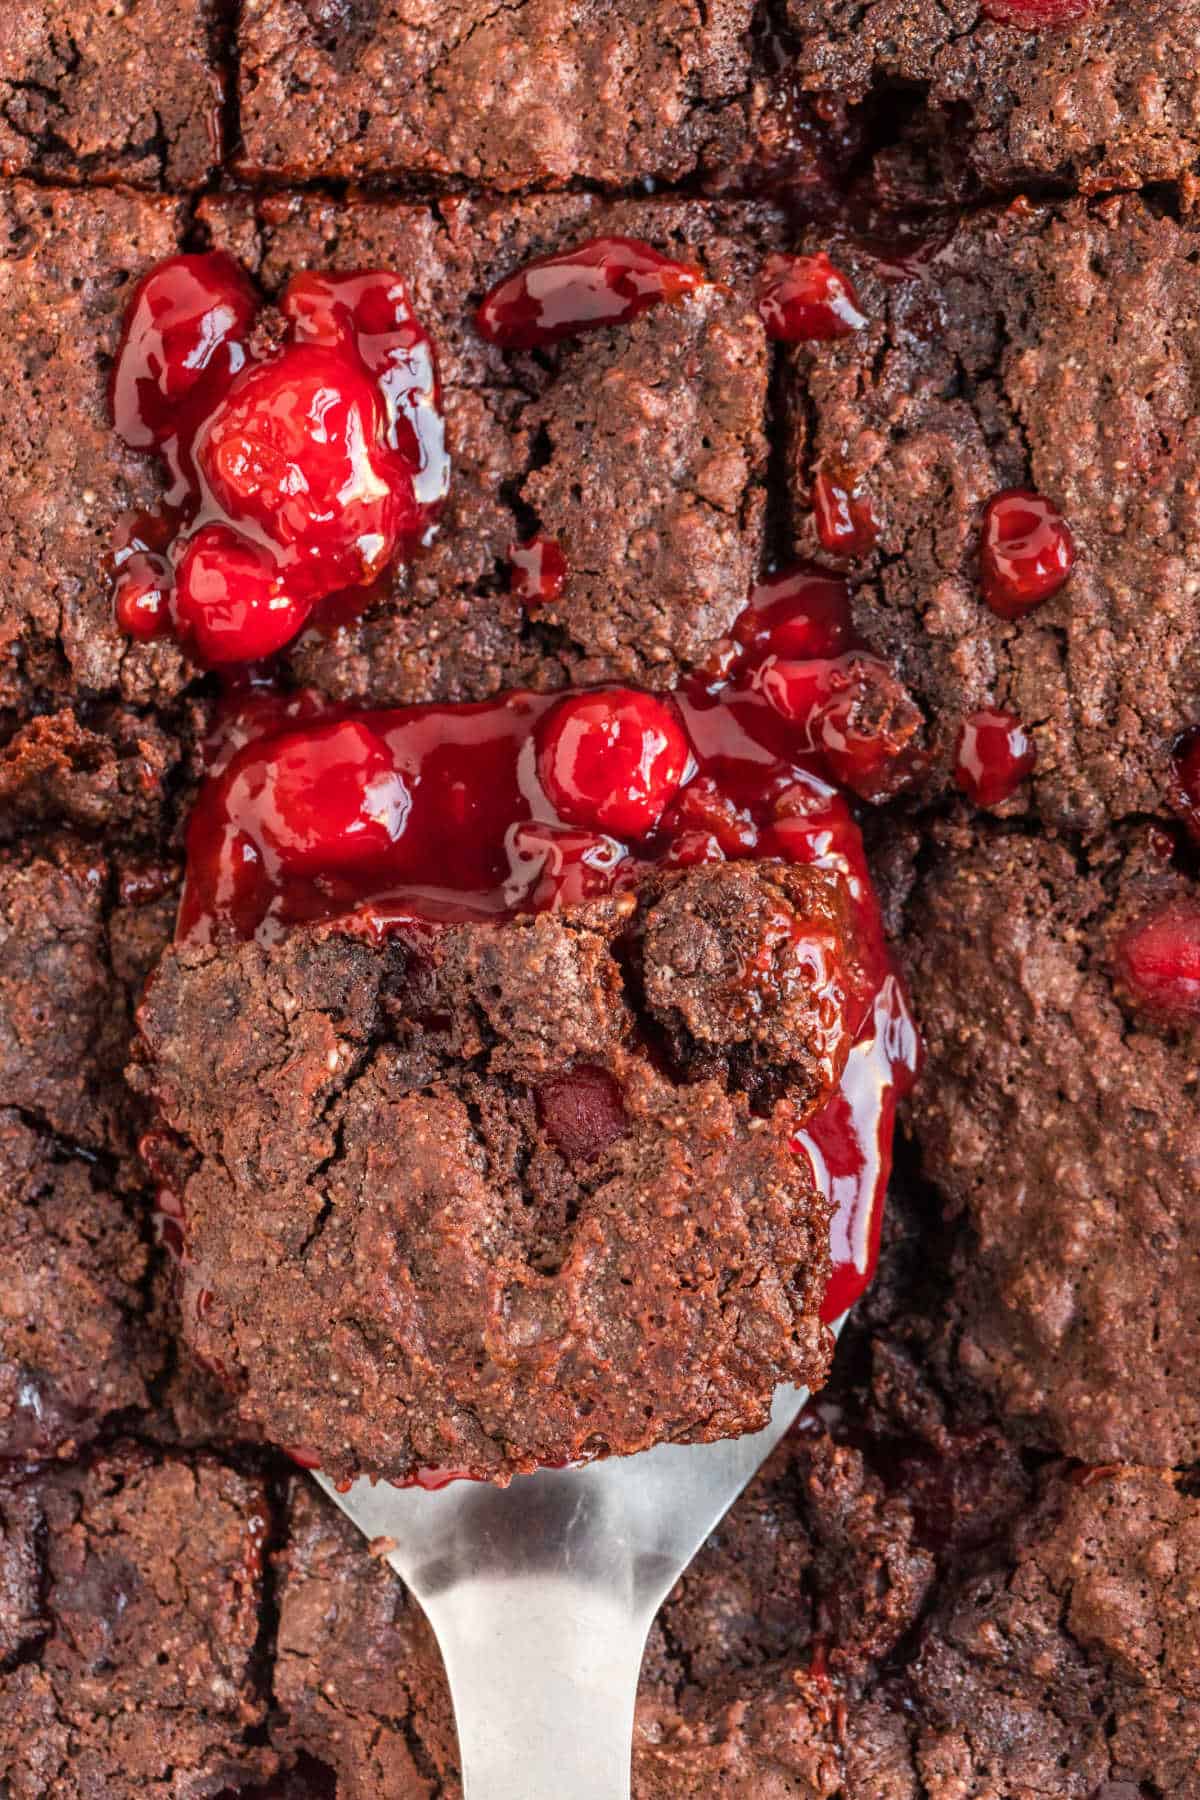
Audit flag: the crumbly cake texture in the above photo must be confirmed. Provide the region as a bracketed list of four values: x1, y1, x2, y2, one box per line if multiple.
[0, 1, 223, 189]
[200, 190, 777, 707]
[902, 814, 1200, 1466]
[0, 182, 189, 716]
[784, 193, 1200, 832]
[0, 1448, 278, 1799]
[786, 0, 1200, 197]
[234, 0, 755, 189]
[133, 865, 843, 1484]
[7, 5, 1200, 1790]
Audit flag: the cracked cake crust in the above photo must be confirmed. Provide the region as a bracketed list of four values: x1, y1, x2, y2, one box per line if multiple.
[902, 815, 1200, 1465]
[786, 0, 1200, 198]
[235, 0, 755, 190]
[199, 189, 777, 708]
[0, 1448, 277, 1799]
[132, 867, 847, 1483]
[785, 193, 1200, 832]
[0, 0, 223, 189]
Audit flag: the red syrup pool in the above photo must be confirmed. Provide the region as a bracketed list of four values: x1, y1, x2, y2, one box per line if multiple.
[176, 564, 921, 1358]
[109, 254, 448, 666]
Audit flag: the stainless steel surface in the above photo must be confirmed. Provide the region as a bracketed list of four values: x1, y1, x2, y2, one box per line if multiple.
[316, 1321, 844, 1800]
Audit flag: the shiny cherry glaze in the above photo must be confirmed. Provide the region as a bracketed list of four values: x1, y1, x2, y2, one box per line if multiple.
[1112, 902, 1200, 1022]
[536, 688, 691, 838]
[109, 256, 445, 667]
[757, 251, 867, 342]
[812, 467, 879, 558]
[510, 535, 567, 607]
[980, 488, 1075, 619]
[982, 0, 1094, 22]
[110, 252, 257, 451]
[732, 564, 855, 661]
[1171, 727, 1200, 841]
[475, 236, 707, 350]
[178, 564, 921, 1333]
[953, 708, 1036, 807]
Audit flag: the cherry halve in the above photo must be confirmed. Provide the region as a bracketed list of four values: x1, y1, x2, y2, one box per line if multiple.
[510, 536, 567, 608]
[110, 252, 257, 451]
[812, 467, 879, 557]
[732, 564, 854, 661]
[1112, 902, 1200, 1022]
[109, 256, 444, 667]
[980, 488, 1075, 619]
[757, 252, 867, 342]
[535, 688, 692, 838]
[475, 236, 706, 350]
[537, 1066, 629, 1164]
[953, 709, 1036, 807]
[195, 343, 419, 594]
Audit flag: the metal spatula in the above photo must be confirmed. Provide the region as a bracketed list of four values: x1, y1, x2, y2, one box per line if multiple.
[314, 1330, 840, 1800]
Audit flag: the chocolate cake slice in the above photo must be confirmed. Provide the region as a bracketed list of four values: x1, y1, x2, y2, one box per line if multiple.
[134, 871, 845, 1485]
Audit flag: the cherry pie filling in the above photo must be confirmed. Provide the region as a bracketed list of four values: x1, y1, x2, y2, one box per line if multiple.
[178, 561, 922, 1344]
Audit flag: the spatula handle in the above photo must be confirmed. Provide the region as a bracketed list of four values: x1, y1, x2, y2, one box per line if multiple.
[425, 1577, 652, 1800]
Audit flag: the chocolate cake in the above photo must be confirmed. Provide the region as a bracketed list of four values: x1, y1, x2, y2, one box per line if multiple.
[2, 0, 1200, 1791]
[783, 192, 1200, 831]
[198, 191, 778, 706]
[234, 0, 754, 190]
[0, 1, 224, 189]
[0, 183, 188, 715]
[902, 814, 1200, 1465]
[785, 0, 1200, 198]
[133, 875, 841, 1484]
[0, 1449, 277, 1797]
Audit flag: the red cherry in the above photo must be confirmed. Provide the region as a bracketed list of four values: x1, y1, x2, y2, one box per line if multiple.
[239, 718, 411, 875]
[535, 689, 691, 838]
[506, 819, 626, 910]
[537, 1066, 628, 1163]
[174, 525, 314, 666]
[510, 536, 567, 608]
[733, 565, 855, 661]
[111, 252, 257, 450]
[980, 489, 1075, 619]
[476, 236, 706, 350]
[282, 269, 448, 511]
[195, 343, 419, 597]
[1112, 902, 1200, 1022]
[664, 777, 759, 857]
[953, 709, 1036, 806]
[756, 652, 922, 796]
[812, 468, 879, 557]
[757, 252, 867, 342]
[662, 830, 725, 867]
[113, 551, 172, 640]
[982, 0, 1093, 22]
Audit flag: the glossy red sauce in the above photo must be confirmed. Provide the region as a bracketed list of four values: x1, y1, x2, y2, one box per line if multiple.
[109, 255, 447, 666]
[757, 251, 867, 342]
[812, 467, 880, 558]
[953, 708, 1036, 807]
[980, 488, 1075, 620]
[475, 236, 706, 350]
[510, 535, 568, 608]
